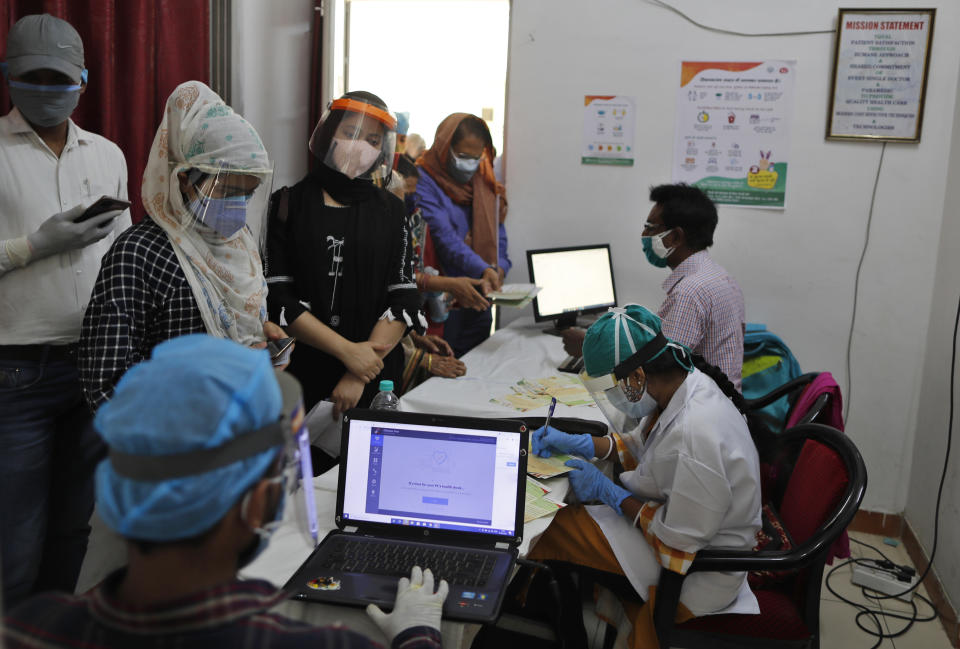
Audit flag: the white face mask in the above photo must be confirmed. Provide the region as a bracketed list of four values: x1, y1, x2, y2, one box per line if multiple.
[649, 229, 675, 260]
[330, 138, 380, 179]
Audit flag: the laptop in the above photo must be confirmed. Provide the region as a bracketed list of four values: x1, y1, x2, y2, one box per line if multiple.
[284, 408, 528, 623]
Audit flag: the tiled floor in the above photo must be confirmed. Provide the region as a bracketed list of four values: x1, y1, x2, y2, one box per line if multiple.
[820, 531, 954, 649]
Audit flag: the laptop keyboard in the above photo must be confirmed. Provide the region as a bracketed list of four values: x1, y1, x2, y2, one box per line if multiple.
[318, 537, 495, 588]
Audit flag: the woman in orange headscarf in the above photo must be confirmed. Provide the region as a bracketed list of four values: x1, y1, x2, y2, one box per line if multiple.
[413, 113, 509, 357]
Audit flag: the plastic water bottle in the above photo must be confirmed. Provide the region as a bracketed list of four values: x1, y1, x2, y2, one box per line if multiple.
[370, 380, 400, 411]
[423, 267, 449, 323]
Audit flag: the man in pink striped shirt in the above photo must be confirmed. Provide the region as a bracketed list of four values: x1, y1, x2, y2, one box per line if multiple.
[562, 184, 745, 390]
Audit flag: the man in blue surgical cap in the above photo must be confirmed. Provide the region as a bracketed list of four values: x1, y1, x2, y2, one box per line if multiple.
[2, 335, 446, 649]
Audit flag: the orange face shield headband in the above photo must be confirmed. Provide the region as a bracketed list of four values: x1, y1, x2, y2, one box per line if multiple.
[329, 98, 397, 130]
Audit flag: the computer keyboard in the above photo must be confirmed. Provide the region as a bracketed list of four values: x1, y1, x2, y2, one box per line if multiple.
[318, 537, 494, 588]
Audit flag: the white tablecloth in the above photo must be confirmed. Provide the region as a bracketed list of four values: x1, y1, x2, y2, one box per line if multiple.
[241, 317, 605, 645]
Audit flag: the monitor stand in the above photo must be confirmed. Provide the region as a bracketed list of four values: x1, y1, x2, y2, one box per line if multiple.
[543, 312, 579, 336]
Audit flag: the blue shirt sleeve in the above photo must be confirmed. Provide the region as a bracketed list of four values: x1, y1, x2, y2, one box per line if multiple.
[498, 220, 511, 276]
[415, 172, 492, 279]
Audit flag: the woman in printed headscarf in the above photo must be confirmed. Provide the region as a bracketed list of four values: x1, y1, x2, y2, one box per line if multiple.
[414, 113, 509, 357]
[79, 81, 286, 411]
[265, 91, 425, 422]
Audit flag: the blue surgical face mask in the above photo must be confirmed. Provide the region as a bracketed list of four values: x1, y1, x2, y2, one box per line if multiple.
[187, 187, 250, 238]
[448, 148, 481, 183]
[8, 80, 81, 128]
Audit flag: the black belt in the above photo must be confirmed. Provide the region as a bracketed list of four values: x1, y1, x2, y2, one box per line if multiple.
[0, 344, 79, 363]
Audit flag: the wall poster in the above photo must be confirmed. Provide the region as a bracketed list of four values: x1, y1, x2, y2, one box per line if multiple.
[827, 9, 935, 142]
[582, 95, 635, 166]
[673, 61, 797, 209]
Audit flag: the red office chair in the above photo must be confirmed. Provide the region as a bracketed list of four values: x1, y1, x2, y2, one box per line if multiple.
[652, 423, 866, 649]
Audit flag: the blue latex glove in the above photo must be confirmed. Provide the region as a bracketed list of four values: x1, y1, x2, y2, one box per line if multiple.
[531, 425, 595, 458]
[565, 459, 632, 515]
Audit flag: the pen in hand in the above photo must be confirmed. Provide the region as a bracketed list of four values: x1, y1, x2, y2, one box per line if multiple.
[543, 397, 557, 431]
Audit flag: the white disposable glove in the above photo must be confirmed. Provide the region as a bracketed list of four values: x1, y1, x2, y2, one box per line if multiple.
[366, 566, 448, 641]
[26, 203, 123, 261]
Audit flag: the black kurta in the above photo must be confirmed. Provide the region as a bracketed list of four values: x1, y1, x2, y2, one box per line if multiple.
[266, 173, 424, 409]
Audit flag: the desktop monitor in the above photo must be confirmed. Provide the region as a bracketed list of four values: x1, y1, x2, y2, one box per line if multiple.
[527, 244, 617, 334]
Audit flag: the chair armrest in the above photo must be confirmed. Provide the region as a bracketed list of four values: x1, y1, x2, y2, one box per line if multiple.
[654, 568, 686, 649]
[796, 393, 830, 425]
[744, 372, 819, 410]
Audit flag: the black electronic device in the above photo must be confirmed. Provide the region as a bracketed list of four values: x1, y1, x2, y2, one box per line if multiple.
[527, 244, 617, 335]
[75, 196, 131, 223]
[285, 409, 528, 623]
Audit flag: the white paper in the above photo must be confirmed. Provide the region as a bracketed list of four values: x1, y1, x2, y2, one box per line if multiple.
[304, 400, 341, 457]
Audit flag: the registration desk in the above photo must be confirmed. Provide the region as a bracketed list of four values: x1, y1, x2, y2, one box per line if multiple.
[240, 317, 603, 646]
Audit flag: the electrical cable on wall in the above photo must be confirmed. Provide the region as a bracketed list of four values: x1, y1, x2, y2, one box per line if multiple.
[845, 143, 887, 424]
[825, 295, 957, 647]
[643, 0, 833, 37]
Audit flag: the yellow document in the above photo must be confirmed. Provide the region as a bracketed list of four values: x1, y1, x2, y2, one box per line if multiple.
[524, 476, 565, 522]
[526, 446, 574, 479]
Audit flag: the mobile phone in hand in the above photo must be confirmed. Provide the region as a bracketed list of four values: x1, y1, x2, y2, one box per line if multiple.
[75, 196, 131, 223]
[266, 337, 296, 366]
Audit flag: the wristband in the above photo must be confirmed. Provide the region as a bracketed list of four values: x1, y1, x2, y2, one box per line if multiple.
[633, 508, 643, 529]
[4, 236, 32, 267]
[598, 434, 615, 461]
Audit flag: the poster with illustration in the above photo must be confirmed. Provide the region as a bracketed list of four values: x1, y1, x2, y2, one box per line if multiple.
[582, 95, 635, 166]
[673, 61, 796, 208]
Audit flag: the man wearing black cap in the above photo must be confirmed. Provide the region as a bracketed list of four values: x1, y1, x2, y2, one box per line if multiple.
[0, 14, 130, 609]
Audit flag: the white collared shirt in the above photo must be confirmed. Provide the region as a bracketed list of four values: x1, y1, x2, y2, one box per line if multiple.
[0, 107, 130, 345]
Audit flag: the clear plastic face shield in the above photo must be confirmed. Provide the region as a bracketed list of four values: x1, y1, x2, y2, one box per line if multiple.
[106, 371, 318, 548]
[579, 307, 693, 437]
[175, 161, 274, 247]
[309, 97, 397, 183]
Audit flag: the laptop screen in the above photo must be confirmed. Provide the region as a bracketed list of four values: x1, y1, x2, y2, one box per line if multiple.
[341, 417, 522, 537]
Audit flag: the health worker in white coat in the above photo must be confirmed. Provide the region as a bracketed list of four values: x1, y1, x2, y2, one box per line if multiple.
[529, 304, 761, 648]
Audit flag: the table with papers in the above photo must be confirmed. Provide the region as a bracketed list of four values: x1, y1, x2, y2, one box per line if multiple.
[241, 317, 607, 646]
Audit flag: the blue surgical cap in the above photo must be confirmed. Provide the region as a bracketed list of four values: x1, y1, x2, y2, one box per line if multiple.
[95, 335, 283, 542]
[395, 111, 410, 136]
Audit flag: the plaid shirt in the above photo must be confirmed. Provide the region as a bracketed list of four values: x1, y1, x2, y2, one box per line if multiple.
[3, 571, 441, 649]
[658, 251, 745, 390]
[79, 219, 206, 411]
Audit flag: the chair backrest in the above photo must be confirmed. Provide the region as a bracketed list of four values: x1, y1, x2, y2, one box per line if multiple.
[778, 438, 850, 545]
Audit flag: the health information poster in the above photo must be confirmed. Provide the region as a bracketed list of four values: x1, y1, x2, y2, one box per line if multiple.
[673, 61, 796, 208]
[582, 95, 635, 166]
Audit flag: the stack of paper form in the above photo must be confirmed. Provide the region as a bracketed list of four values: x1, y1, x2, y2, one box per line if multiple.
[487, 283, 541, 308]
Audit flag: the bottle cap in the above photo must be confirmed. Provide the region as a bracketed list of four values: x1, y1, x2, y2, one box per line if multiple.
[379, 380, 394, 392]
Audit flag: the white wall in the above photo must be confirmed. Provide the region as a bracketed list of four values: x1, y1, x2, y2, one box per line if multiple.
[906, 61, 960, 610]
[503, 0, 960, 513]
[231, 0, 314, 189]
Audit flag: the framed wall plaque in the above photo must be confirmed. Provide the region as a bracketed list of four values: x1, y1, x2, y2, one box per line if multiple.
[826, 8, 935, 142]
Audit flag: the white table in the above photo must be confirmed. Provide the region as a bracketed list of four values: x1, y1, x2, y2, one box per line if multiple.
[241, 317, 604, 646]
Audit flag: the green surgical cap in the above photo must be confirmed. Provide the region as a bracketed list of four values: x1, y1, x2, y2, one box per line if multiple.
[583, 304, 666, 377]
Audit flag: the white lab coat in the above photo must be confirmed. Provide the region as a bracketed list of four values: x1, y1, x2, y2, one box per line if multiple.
[587, 368, 762, 616]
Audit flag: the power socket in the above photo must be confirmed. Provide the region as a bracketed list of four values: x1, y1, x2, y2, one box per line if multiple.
[851, 560, 917, 602]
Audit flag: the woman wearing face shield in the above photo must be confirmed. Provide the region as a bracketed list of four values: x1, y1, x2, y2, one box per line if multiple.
[265, 92, 425, 429]
[79, 81, 285, 412]
[528, 304, 761, 648]
[413, 114, 510, 357]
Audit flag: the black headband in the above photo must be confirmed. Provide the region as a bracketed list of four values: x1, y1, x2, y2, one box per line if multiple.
[613, 331, 668, 380]
[109, 420, 287, 482]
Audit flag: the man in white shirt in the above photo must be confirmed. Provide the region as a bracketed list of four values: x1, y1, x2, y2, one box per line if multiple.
[0, 14, 129, 609]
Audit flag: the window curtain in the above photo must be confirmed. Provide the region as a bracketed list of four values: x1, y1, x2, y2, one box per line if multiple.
[1, 0, 209, 222]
